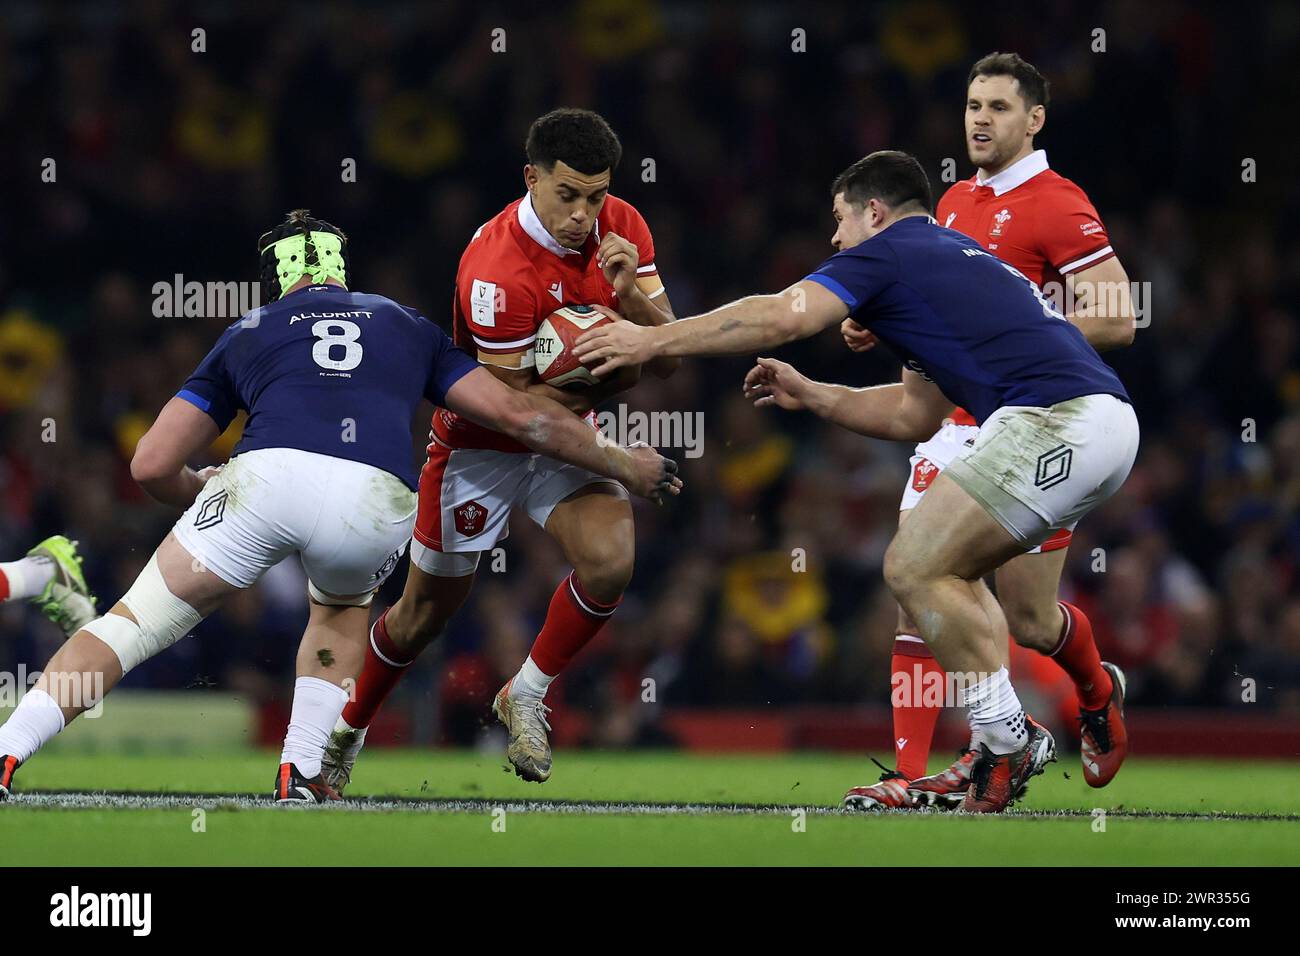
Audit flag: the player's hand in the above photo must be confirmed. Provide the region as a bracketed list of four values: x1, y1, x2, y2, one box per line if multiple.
[596, 232, 639, 300]
[623, 443, 682, 503]
[195, 465, 224, 483]
[841, 318, 877, 352]
[574, 319, 657, 376]
[743, 357, 813, 411]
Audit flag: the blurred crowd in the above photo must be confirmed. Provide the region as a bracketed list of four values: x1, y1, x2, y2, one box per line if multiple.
[2, 0, 1298, 747]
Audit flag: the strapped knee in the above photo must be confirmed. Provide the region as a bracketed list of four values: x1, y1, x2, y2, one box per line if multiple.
[81, 554, 203, 673]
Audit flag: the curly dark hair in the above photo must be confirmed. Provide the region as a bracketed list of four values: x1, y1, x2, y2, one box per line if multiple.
[525, 108, 623, 176]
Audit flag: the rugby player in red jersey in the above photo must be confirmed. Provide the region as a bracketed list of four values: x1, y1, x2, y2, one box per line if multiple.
[322, 109, 678, 787]
[839, 53, 1138, 809]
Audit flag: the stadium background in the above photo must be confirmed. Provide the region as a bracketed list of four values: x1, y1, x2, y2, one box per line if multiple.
[1, 0, 1297, 759]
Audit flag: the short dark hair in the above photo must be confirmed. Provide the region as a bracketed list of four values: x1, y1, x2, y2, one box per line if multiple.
[525, 108, 623, 176]
[831, 150, 933, 215]
[968, 52, 1050, 109]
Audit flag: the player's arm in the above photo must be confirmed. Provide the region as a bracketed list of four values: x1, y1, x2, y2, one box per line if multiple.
[1039, 188, 1134, 351]
[480, 357, 640, 415]
[597, 230, 680, 378]
[131, 397, 223, 509]
[444, 368, 681, 502]
[744, 360, 954, 443]
[574, 280, 847, 376]
[1065, 255, 1136, 350]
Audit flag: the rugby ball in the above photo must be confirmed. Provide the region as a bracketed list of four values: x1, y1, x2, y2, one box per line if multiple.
[534, 305, 614, 387]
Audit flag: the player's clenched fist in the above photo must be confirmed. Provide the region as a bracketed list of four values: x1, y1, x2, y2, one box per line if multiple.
[596, 232, 639, 299]
[841, 318, 877, 352]
[623, 444, 682, 503]
[743, 357, 814, 410]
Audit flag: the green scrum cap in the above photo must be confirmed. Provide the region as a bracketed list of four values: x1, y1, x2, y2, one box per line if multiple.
[257, 210, 349, 302]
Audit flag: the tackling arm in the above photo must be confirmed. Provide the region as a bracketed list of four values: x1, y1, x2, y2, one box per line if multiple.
[444, 368, 681, 502]
[131, 397, 223, 509]
[745, 361, 955, 443]
[618, 279, 680, 378]
[574, 280, 848, 376]
[481, 360, 640, 416]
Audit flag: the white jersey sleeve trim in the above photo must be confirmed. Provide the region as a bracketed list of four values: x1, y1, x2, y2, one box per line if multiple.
[472, 331, 537, 350]
[1058, 245, 1114, 275]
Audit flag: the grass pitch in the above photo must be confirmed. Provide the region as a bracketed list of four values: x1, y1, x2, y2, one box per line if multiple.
[2, 750, 1296, 865]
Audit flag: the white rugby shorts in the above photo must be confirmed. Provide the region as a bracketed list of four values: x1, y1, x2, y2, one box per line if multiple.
[411, 442, 623, 577]
[172, 448, 416, 602]
[943, 394, 1139, 548]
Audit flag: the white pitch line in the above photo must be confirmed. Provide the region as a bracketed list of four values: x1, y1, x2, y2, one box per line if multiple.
[7, 791, 1298, 822]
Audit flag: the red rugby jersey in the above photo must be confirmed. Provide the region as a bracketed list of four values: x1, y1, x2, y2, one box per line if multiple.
[435, 193, 658, 453]
[935, 149, 1114, 427]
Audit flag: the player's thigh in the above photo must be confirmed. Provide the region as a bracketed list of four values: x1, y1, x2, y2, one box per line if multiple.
[170, 449, 302, 593]
[300, 457, 418, 604]
[994, 546, 1069, 650]
[894, 422, 979, 628]
[153, 532, 242, 615]
[886, 472, 1025, 587]
[540, 479, 634, 573]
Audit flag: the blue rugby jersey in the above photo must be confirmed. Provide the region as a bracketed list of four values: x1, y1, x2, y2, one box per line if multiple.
[805, 216, 1129, 424]
[178, 285, 479, 488]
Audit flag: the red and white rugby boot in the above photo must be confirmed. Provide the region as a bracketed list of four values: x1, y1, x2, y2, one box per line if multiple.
[907, 749, 977, 810]
[1079, 662, 1129, 788]
[0, 755, 19, 802]
[843, 770, 918, 811]
[960, 715, 1057, 813]
[273, 762, 340, 804]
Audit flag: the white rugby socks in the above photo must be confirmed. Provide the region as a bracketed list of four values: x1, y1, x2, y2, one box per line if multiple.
[960, 667, 1028, 755]
[0, 689, 66, 762]
[511, 655, 554, 700]
[280, 676, 350, 778]
[0, 556, 56, 602]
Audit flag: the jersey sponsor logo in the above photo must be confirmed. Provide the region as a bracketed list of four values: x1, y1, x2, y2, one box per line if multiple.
[548, 281, 563, 303]
[453, 499, 490, 537]
[1080, 220, 1104, 237]
[1034, 445, 1073, 490]
[912, 458, 938, 492]
[944, 212, 957, 228]
[194, 489, 229, 530]
[470, 279, 497, 327]
[990, 208, 1012, 237]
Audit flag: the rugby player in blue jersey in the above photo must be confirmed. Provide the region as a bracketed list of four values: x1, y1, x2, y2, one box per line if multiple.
[574, 152, 1138, 813]
[0, 210, 680, 803]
